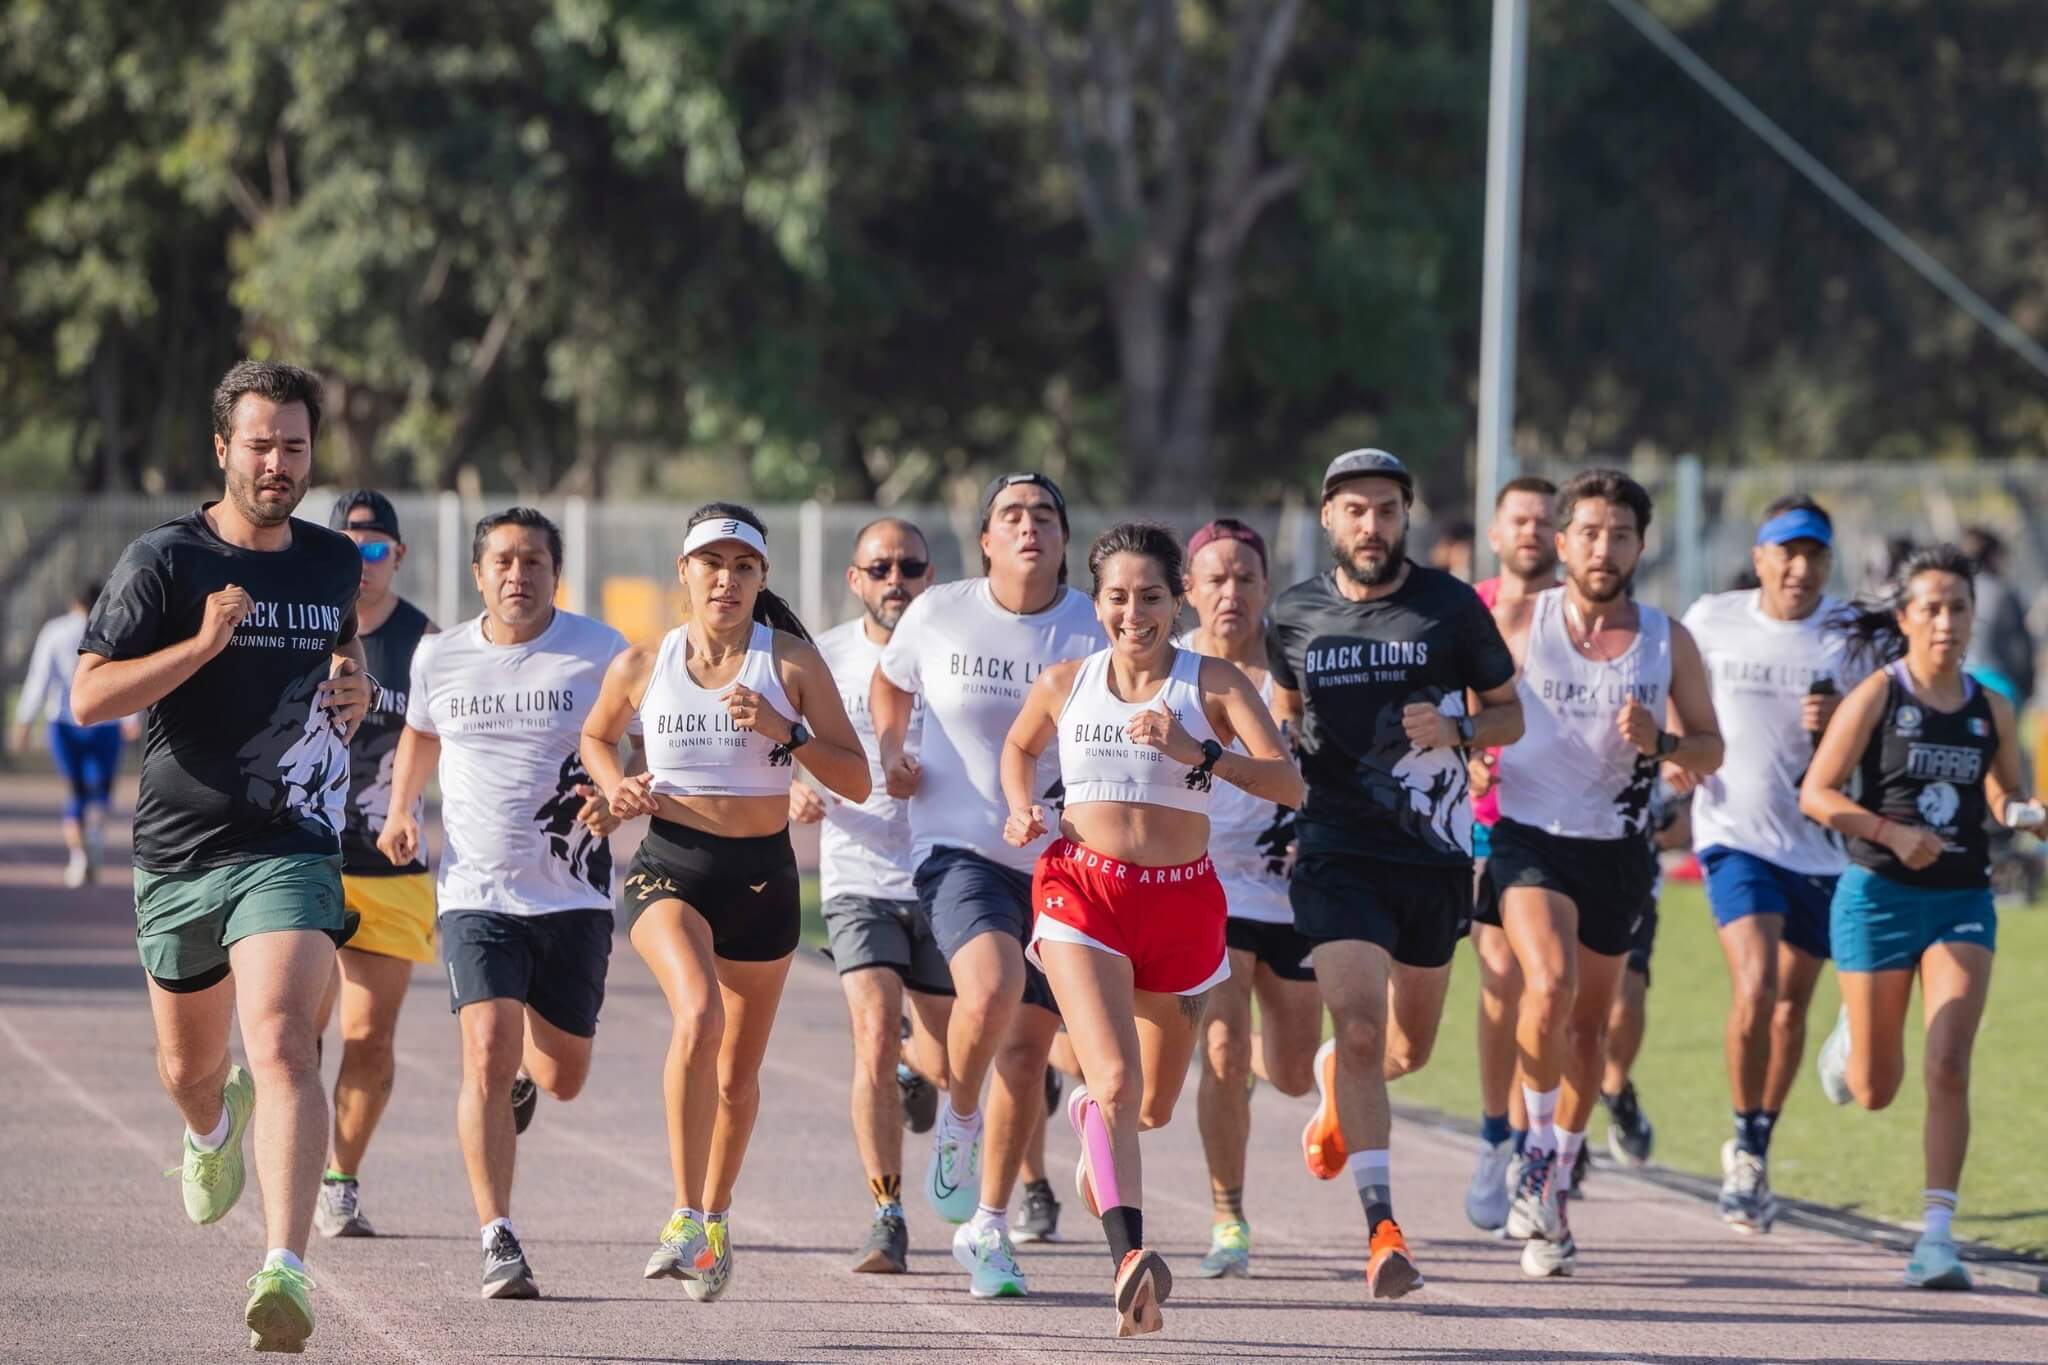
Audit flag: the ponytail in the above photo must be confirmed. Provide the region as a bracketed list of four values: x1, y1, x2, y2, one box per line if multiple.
[1839, 542, 1975, 668]
[683, 500, 812, 642]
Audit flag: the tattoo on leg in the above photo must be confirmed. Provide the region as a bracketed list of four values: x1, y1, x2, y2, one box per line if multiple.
[1180, 989, 1212, 1026]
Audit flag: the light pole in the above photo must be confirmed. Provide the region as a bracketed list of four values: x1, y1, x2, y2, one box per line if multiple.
[1473, 0, 1529, 578]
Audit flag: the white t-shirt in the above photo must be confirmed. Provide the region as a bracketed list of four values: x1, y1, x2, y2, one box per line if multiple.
[1175, 637, 1295, 924]
[407, 609, 629, 917]
[877, 579, 1103, 871]
[1683, 590, 1857, 876]
[813, 617, 922, 901]
[20, 612, 88, 727]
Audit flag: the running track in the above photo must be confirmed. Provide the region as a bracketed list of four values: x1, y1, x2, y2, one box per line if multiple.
[4, 773, 2044, 1364]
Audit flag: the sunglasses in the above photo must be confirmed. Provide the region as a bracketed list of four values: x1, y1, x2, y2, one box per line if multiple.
[859, 558, 929, 580]
[356, 540, 395, 564]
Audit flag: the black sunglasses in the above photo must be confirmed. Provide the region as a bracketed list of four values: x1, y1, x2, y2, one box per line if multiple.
[859, 558, 929, 580]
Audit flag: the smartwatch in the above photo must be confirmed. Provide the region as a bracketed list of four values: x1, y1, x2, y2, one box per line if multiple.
[1195, 739, 1224, 774]
[1654, 729, 1679, 758]
[1456, 714, 1477, 745]
[785, 722, 812, 752]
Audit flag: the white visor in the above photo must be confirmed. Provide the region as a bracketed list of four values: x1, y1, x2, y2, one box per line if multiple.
[682, 517, 769, 563]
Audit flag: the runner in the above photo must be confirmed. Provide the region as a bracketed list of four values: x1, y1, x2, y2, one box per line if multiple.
[1179, 518, 1319, 1280]
[582, 503, 870, 1303]
[786, 516, 950, 1273]
[1461, 475, 1556, 1230]
[312, 490, 437, 1240]
[871, 472, 1102, 1298]
[378, 506, 628, 1301]
[70, 360, 369, 1353]
[1800, 543, 2044, 1290]
[1681, 495, 1859, 1231]
[1000, 521, 1303, 1336]
[1489, 469, 1721, 1278]
[1269, 449, 1523, 1299]
[11, 583, 134, 886]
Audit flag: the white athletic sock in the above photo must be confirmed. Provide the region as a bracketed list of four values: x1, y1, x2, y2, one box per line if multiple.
[1923, 1190, 1957, 1242]
[1557, 1127, 1586, 1170]
[673, 1207, 703, 1223]
[481, 1217, 515, 1248]
[1346, 1149, 1391, 1191]
[941, 1102, 981, 1138]
[1521, 1084, 1560, 1154]
[705, 1208, 730, 1224]
[970, 1203, 1008, 1234]
[264, 1248, 306, 1275]
[189, 1108, 231, 1152]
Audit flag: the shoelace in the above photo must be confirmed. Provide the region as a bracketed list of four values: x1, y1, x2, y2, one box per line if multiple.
[1732, 1153, 1767, 1196]
[486, 1229, 524, 1263]
[326, 1181, 360, 1217]
[167, 1143, 227, 1189]
[660, 1213, 704, 1247]
[1518, 1149, 1555, 1199]
[247, 1265, 314, 1294]
[982, 1229, 1021, 1275]
[705, 1220, 729, 1263]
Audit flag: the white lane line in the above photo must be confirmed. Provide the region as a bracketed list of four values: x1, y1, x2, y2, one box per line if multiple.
[0, 1006, 436, 1364]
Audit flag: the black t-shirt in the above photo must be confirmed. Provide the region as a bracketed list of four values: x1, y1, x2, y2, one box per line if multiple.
[1850, 663, 1995, 890]
[340, 597, 431, 876]
[1266, 563, 1515, 865]
[82, 506, 361, 872]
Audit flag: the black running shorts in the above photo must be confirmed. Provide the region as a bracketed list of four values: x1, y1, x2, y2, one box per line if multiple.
[618, 818, 802, 962]
[1288, 847, 1471, 970]
[1482, 817, 1656, 958]
[441, 907, 613, 1037]
[1224, 918, 1318, 982]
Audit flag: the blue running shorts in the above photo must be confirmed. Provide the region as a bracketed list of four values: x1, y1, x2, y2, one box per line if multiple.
[1830, 864, 1996, 974]
[1700, 845, 1837, 960]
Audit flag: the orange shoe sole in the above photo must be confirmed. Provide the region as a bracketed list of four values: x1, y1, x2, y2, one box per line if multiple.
[1301, 1038, 1345, 1180]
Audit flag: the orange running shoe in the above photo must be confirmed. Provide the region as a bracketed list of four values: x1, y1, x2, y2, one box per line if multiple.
[1366, 1219, 1424, 1300]
[1113, 1248, 1173, 1337]
[1301, 1038, 1346, 1180]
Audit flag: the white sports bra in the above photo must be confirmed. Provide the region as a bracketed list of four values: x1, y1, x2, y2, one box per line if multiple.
[639, 622, 800, 798]
[1057, 646, 1220, 815]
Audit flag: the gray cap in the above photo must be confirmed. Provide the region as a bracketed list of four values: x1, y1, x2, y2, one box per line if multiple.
[1321, 448, 1413, 503]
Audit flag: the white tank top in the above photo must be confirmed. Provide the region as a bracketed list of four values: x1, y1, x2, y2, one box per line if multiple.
[1497, 590, 1672, 840]
[640, 622, 800, 798]
[1177, 636, 1297, 924]
[1057, 646, 1220, 815]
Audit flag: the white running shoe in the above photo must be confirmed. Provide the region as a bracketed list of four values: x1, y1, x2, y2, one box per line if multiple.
[313, 1177, 376, 1238]
[952, 1220, 1027, 1298]
[1506, 1147, 1565, 1242]
[1904, 1232, 1974, 1291]
[683, 1218, 733, 1302]
[1717, 1139, 1778, 1234]
[63, 849, 89, 889]
[1816, 1006, 1854, 1106]
[925, 1120, 981, 1224]
[1465, 1136, 1516, 1231]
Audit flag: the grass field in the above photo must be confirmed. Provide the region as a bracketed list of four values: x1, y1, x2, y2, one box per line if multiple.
[800, 874, 2048, 1257]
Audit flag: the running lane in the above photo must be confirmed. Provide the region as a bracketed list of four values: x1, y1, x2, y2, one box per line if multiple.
[3, 774, 2043, 1364]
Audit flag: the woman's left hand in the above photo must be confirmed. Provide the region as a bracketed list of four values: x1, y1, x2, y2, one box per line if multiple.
[1127, 705, 1202, 766]
[725, 684, 794, 744]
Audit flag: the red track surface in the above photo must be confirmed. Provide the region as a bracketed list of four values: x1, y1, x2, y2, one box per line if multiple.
[4, 774, 2044, 1363]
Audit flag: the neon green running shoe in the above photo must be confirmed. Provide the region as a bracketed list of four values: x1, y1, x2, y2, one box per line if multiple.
[245, 1261, 314, 1353]
[645, 1210, 713, 1280]
[170, 1064, 255, 1225]
[684, 1218, 733, 1302]
[1196, 1219, 1251, 1279]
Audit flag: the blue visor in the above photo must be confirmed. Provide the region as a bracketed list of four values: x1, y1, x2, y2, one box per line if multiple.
[1756, 507, 1833, 548]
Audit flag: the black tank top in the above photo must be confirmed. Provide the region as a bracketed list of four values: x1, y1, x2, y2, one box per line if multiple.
[340, 598, 432, 875]
[1849, 663, 1994, 890]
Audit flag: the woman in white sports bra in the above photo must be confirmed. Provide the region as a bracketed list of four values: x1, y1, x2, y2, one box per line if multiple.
[581, 503, 869, 1301]
[998, 522, 1302, 1337]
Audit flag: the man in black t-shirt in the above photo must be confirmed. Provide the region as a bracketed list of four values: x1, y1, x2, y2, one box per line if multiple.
[311, 489, 439, 1242]
[1266, 449, 1522, 1301]
[72, 361, 371, 1355]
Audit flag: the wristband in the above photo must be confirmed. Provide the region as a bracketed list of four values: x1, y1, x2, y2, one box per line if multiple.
[1654, 729, 1680, 758]
[1871, 816, 1890, 844]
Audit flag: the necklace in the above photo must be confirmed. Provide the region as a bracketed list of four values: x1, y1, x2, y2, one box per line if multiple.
[1563, 595, 1635, 664]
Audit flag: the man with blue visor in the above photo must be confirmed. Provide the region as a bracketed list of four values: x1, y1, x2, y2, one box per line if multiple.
[1677, 497, 1865, 1233]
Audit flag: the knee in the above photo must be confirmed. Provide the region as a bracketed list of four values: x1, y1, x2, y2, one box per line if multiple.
[1731, 976, 1778, 1027]
[851, 1016, 901, 1086]
[1768, 996, 1807, 1039]
[1563, 1011, 1606, 1062]
[670, 1004, 725, 1066]
[1330, 1008, 1384, 1066]
[717, 1071, 760, 1112]
[545, 1067, 588, 1103]
[1520, 977, 1576, 1033]
[1138, 1087, 1178, 1132]
[1384, 1034, 1433, 1079]
[158, 1048, 223, 1096]
[339, 1022, 397, 1069]
[1924, 1047, 1972, 1101]
[1203, 1027, 1251, 1087]
[461, 1028, 522, 1093]
[1852, 1058, 1906, 1111]
[242, 1015, 320, 1081]
[1267, 1052, 1316, 1098]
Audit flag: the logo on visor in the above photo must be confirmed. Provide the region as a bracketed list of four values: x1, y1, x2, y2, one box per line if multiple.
[722, 520, 741, 536]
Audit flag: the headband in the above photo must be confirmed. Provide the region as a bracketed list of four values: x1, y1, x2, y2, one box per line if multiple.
[684, 517, 770, 561]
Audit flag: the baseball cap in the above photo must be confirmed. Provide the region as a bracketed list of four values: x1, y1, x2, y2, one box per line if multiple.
[1755, 506, 1832, 548]
[1321, 448, 1414, 504]
[1187, 518, 1268, 575]
[979, 472, 1069, 529]
[330, 490, 402, 542]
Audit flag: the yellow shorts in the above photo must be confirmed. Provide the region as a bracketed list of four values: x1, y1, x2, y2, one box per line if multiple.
[340, 873, 437, 965]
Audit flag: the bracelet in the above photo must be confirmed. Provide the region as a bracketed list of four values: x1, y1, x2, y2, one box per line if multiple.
[1871, 816, 1890, 843]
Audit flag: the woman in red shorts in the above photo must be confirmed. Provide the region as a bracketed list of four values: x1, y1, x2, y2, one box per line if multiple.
[999, 521, 1302, 1337]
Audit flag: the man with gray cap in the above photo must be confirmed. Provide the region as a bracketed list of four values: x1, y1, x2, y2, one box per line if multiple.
[313, 490, 439, 1240]
[1266, 449, 1523, 1299]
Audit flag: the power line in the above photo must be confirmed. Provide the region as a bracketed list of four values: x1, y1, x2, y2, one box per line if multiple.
[1600, 0, 2048, 382]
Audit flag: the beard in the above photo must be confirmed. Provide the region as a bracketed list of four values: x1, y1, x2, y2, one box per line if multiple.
[1506, 545, 1558, 582]
[227, 465, 307, 527]
[865, 591, 912, 632]
[1332, 527, 1408, 588]
[1571, 563, 1636, 604]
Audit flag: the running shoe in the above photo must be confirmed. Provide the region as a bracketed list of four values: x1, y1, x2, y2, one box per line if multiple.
[1044, 1063, 1063, 1118]
[1816, 1007, 1853, 1106]
[245, 1261, 314, 1354]
[1366, 1219, 1424, 1299]
[1904, 1232, 1974, 1291]
[1569, 1141, 1591, 1196]
[852, 1209, 908, 1274]
[1465, 1135, 1516, 1232]
[1067, 1085, 1102, 1218]
[684, 1219, 733, 1302]
[1113, 1248, 1171, 1337]
[63, 848, 90, 889]
[898, 1063, 938, 1135]
[1014, 1178, 1061, 1244]
[952, 1219, 1027, 1298]
[644, 1211, 714, 1280]
[1603, 1082, 1654, 1167]
[173, 1064, 255, 1225]
[313, 1175, 375, 1238]
[510, 1072, 538, 1135]
[1717, 1139, 1778, 1234]
[1196, 1219, 1251, 1279]
[481, 1226, 539, 1300]
[1506, 1147, 1564, 1242]
[1521, 1218, 1577, 1278]
[1301, 1037, 1345, 1180]
[925, 1122, 981, 1224]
